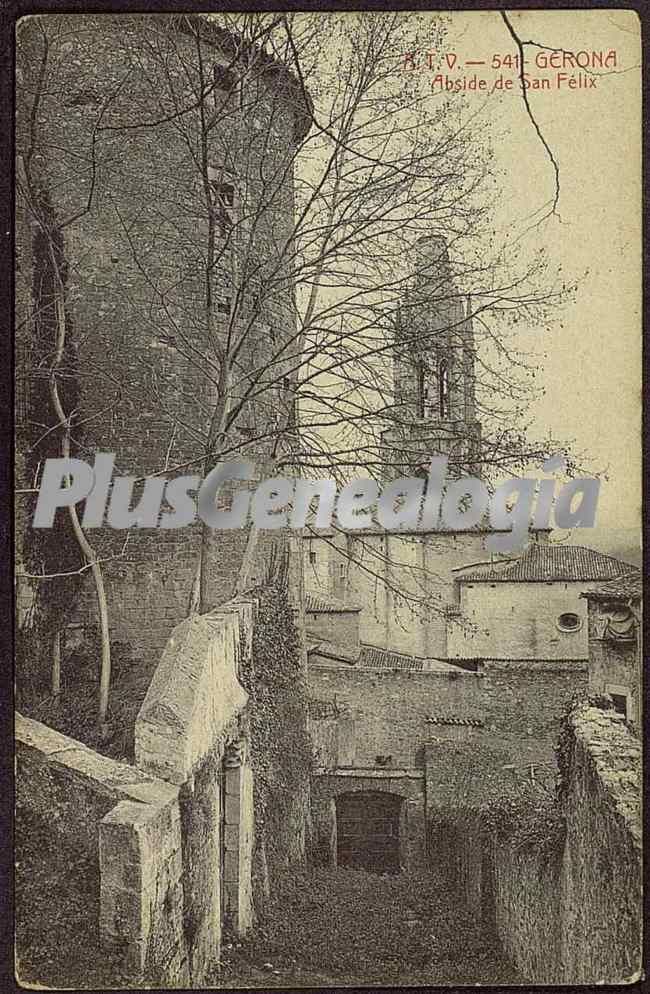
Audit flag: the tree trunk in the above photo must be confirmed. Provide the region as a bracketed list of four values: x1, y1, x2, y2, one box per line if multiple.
[51, 629, 61, 700]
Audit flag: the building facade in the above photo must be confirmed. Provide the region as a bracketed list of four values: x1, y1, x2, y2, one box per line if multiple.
[303, 238, 638, 877]
[582, 570, 642, 725]
[447, 544, 638, 662]
[16, 14, 311, 665]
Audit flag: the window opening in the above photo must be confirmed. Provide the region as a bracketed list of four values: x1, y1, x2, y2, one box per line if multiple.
[557, 612, 581, 632]
[439, 359, 450, 418]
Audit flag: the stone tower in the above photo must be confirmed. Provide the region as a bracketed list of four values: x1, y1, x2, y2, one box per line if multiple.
[16, 14, 311, 666]
[380, 235, 481, 480]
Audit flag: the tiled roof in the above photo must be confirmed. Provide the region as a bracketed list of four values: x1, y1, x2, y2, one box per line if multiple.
[582, 569, 642, 601]
[454, 545, 637, 584]
[358, 645, 425, 671]
[305, 592, 361, 614]
[306, 636, 360, 665]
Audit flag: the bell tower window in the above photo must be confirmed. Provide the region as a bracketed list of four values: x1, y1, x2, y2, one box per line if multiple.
[416, 360, 425, 419]
[439, 359, 450, 419]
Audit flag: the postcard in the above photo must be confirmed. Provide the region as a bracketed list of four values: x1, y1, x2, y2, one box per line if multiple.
[14, 9, 642, 989]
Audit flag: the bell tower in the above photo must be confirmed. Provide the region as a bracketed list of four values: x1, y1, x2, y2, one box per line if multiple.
[380, 235, 482, 480]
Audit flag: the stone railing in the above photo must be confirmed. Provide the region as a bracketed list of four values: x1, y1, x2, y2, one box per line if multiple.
[16, 713, 187, 985]
[16, 597, 257, 988]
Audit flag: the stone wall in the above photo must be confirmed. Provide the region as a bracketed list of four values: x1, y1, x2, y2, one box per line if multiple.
[308, 658, 587, 885]
[448, 579, 597, 661]
[308, 658, 587, 771]
[16, 713, 188, 986]
[585, 595, 641, 724]
[311, 770, 427, 872]
[16, 597, 257, 988]
[492, 705, 642, 984]
[560, 706, 642, 983]
[135, 599, 256, 982]
[304, 530, 493, 657]
[303, 530, 552, 659]
[15, 14, 309, 667]
[306, 604, 361, 661]
[492, 836, 563, 982]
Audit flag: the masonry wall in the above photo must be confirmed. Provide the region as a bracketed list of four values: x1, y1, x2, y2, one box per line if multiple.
[448, 579, 598, 660]
[308, 659, 587, 771]
[492, 705, 642, 984]
[305, 531, 555, 660]
[560, 706, 642, 983]
[16, 713, 188, 986]
[135, 599, 256, 982]
[308, 657, 587, 881]
[311, 771, 427, 872]
[16, 598, 257, 988]
[306, 608, 360, 654]
[586, 598, 641, 724]
[15, 14, 308, 668]
[304, 529, 510, 658]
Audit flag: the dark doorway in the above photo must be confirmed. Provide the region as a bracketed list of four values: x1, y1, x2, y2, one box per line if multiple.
[336, 791, 402, 873]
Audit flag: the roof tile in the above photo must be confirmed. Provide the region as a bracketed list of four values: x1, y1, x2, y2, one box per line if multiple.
[455, 545, 637, 584]
[583, 569, 642, 601]
[305, 592, 361, 613]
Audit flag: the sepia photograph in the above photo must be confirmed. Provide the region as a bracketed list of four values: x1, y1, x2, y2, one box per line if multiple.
[14, 8, 642, 989]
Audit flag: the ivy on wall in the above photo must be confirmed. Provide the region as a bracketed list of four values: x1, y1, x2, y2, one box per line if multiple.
[555, 689, 617, 807]
[240, 550, 313, 916]
[428, 738, 565, 863]
[440, 690, 622, 868]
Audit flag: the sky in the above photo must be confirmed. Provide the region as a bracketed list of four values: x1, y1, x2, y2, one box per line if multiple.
[439, 10, 641, 550]
[294, 10, 641, 557]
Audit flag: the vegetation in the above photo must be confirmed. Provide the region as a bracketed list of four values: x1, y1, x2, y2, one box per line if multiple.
[17, 636, 148, 762]
[15, 807, 128, 989]
[241, 552, 313, 915]
[215, 865, 520, 987]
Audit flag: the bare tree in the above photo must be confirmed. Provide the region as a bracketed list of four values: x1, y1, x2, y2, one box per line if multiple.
[16, 12, 577, 683]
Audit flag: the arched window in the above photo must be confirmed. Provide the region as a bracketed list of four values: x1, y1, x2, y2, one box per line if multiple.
[439, 359, 450, 418]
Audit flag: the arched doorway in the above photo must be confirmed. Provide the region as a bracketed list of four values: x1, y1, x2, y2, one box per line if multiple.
[336, 791, 403, 873]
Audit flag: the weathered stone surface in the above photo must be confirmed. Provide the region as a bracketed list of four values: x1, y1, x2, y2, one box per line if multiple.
[133, 599, 255, 982]
[16, 14, 307, 668]
[560, 707, 641, 983]
[135, 604, 251, 784]
[308, 661, 585, 770]
[17, 595, 256, 988]
[493, 704, 642, 984]
[311, 771, 427, 872]
[16, 713, 188, 986]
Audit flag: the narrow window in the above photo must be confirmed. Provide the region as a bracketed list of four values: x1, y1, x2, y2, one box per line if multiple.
[416, 361, 425, 419]
[339, 563, 346, 580]
[217, 296, 231, 315]
[439, 359, 450, 418]
[209, 182, 235, 234]
[309, 549, 317, 564]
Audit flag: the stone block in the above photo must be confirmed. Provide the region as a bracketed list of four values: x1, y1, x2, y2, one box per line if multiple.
[224, 850, 239, 883]
[225, 793, 240, 825]
[225, 766, 242, 798]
